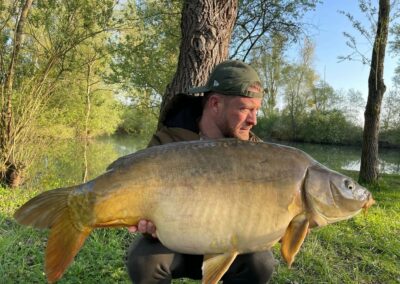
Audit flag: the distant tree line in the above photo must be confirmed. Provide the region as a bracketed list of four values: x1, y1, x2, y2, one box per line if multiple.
[251, 36, 400, 148]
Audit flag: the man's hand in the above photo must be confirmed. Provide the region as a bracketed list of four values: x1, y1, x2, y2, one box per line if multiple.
[128, 220, 157, 238]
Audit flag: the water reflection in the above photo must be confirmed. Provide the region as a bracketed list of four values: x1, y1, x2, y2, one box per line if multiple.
[26, 136, 399, 189]
[27, 136, 149, 189]
[280, 141, 400, 174]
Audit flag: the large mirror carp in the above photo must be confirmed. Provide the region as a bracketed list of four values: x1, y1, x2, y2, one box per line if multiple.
[14, 139, 375, 283]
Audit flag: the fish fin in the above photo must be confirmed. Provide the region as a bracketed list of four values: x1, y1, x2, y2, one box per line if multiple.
[280, 213, 309, 267]
[202, 252, 238, 284]
[14, 186, 74, 229]
[14, 186, 92, 283]
[46, 217, 92, 283]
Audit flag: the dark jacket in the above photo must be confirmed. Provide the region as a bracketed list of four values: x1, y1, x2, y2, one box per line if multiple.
[148, 126, 262, 147]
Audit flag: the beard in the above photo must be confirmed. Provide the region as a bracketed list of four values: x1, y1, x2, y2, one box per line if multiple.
[217, 111, 250, 141]
[233, 129, 250, 140]
[220, 123, 250, 141]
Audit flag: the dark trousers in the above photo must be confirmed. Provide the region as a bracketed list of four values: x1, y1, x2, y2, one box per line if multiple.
[126, 236, 275, 284]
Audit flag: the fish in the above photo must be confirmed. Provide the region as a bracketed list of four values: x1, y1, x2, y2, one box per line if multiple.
[14, 139, 375, 284]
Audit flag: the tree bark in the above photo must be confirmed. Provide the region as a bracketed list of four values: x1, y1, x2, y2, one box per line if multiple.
[157, 0, 238, 128]
[359, 0, 390, 185]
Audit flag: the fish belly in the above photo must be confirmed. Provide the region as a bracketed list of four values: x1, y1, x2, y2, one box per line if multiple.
[150, 183, 297, 255]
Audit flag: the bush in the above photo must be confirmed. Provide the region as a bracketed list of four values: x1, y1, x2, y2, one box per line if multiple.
[254, 110, 363, 145]
[380, 127, 400, 148]
[117, 106, 158, 136]
[298, 110, 363, 145]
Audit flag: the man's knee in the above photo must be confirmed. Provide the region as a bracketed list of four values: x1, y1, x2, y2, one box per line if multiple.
[249, 250, 275, 281]
[223, 250, 275, 284]
[127, 236, 175, 284]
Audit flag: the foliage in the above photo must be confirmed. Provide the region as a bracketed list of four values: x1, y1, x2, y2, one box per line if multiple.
[298, 110, 363, 145]
[118, 106, 158, 137]
[106, 0, 181, 134]
[310, 81, 338, 112]
[340, 88, 366, 126]
[0, 0, 124, 185]
[108, 0, 181, 96]
[255, 110, 363, 145]
[279, 38, 318, 139]
[380, 127, 400, 147]
[37, 80, 123, 138]
[254, 111, 285, 140]
[251, 34, 287, 116]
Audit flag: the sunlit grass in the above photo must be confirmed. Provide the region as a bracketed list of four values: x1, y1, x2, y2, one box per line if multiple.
[1, 173, 399, 283]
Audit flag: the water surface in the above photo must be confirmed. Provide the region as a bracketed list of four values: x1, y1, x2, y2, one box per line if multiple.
[27, 135, 400, 189]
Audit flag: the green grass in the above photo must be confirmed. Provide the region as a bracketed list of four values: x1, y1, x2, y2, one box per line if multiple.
[1, 173, 399, 283]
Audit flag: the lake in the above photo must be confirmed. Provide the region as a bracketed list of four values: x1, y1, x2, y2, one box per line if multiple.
[26, 135, 400, 189]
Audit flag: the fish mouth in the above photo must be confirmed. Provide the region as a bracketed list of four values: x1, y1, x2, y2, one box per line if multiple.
[363, 195, 375, 209]
[330, 181, 370, 211]
[362, 195, 375, 215]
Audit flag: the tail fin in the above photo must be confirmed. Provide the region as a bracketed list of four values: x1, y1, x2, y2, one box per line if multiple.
[14, 187, 72, 229]
[14, 187, 92, 283]
[46, 217, 91, 283]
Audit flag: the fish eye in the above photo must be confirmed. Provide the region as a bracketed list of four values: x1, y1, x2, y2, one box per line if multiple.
[344, 180, 354, 190]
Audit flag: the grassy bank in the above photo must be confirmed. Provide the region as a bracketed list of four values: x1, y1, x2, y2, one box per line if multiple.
[0, 173, 399, 283]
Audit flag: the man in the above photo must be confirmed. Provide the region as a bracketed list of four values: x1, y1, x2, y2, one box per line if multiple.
[126, 60, 275, 283]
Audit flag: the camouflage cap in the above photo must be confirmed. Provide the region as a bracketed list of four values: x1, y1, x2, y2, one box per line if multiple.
[187, 60, 264, 98]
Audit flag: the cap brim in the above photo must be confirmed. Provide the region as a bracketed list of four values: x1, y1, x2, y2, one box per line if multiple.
[187, 86, 210, 95]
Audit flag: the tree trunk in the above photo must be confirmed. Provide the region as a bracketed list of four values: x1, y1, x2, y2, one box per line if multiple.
[359, 0, 390, 185]
[157, 0, 238, 128]
[82, 63, 93, 183]
[0, 0, 33, 187]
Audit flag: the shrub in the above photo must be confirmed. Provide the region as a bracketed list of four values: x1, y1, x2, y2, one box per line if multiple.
[255, 110, 363, 145]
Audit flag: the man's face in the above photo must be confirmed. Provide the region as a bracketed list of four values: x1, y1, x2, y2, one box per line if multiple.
[216, 95, 262, 140]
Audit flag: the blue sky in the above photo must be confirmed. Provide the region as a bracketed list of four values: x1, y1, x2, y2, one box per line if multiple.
[304, 0, 398, 97]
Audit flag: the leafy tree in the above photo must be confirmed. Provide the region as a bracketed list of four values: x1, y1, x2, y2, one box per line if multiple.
[117, 89, 159, 136]
[251, 34, 287, 117]
[38, 33, 122, 139]
[310, 81, 337, 113]
[0, 0, 34, 187]
[280, 38, 317, 140]
[381, 88, 400, 130]
[107, 0, 182, 133]
[0, 0, 122, 187]
[340, 89, 366, 126]
[108, 0, 182, 96]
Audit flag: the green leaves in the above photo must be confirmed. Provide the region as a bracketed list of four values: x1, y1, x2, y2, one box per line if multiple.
[107, 1, 181, 96]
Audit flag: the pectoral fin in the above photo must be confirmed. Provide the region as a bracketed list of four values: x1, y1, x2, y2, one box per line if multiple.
[281, 213, 309, 267]
[202, 252, 238, 284]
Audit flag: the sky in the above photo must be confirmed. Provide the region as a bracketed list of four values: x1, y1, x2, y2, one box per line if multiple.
[303, 0, 398, 98]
